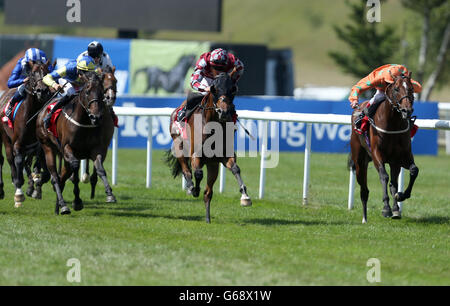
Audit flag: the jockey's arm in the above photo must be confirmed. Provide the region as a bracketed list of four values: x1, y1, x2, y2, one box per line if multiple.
[231, 58, 244, 83]
[43, 66, 66, 90]
[190, 69, 209, 92]
[7, 60, 26, 88]
[411, 79, 422, 93]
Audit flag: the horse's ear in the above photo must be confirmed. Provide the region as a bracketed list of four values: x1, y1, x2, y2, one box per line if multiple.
[231, 85, 238, 95]
[52, 60, 57, 69]
[26, 60, 34, 70]
[210, 85, 217, 95]
[408, 71, 412, 79]
[112, 66, 116, 74]
[229, 67, 238, 79]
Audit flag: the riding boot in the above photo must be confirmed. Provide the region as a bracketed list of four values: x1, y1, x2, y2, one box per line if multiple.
[43, 95, 72, 130]
[177, 106, 187, 122]
[354, 112, 365, 130]
[5, 90, 24, 120]
[178, 92, 204, 122]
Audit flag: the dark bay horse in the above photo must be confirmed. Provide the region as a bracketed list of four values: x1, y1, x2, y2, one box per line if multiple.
[166, 71, 252, 223]
[0, 60, 53, 207]
[350, 72, 419, 223]
[36, 71, 116, 215]
[81, 66, 118, 201]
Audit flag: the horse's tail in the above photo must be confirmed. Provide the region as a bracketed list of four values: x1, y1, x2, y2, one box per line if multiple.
[347, 153, 355, 171]
[164, 149, 184, 178]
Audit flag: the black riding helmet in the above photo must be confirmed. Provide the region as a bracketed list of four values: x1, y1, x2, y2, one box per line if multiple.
[87, 41, 103, 59]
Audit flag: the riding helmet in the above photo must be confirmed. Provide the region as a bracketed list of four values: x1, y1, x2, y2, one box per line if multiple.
[24, 48, 47, 63]
[210, 48, 228, 69]
[87, 41, 104, 59]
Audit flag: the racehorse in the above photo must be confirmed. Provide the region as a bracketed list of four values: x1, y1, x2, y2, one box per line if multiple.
[80, 66, 118, 201]
[36, 71, 116, 215]
[0, 60, 53, 207]
[349, 71, 419, 223]
[166, 70, 252, 223]
[134, 54, 195, 94]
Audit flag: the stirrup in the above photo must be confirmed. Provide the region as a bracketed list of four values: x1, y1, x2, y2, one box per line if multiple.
[177, 108, 186, 122]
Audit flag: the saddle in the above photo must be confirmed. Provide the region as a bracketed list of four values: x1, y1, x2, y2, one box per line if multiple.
[46, 101, 63, 138]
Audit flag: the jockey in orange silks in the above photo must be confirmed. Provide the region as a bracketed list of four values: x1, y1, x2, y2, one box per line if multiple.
[349, 64, 422, 132]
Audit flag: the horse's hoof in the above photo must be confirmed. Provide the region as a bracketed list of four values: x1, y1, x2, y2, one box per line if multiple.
[81, 173, 90, 184]
[32, 190, 41, 199]
[362, 218, 367, 224]
[186, 186, 194, 196]
[0, 191, 4, 200]
[14, 194, 25, 203]
[192, 187, 200, 198]
[14, 202, 23, 208]
[392, 211, 402, 219]
[106, 195, 116, 203]
[72, 200, 84, 211]
[26, 188, 34, 197]
[60, 206, 71, 215]
[382, 209, 393, 218]
[240, 197, 252, 207]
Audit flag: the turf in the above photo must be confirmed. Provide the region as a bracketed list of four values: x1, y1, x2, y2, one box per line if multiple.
[0, 148, 448, 285]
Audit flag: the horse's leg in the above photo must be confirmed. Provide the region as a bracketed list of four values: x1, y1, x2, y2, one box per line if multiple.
[4, 138, 18, 203]
[33, 149, 48, 200]
[395, 159, 419, 202]
[12, 143, 26, 206]
[223, 156, 252, 207]
[178, 156, 194, 195]
[93, 154, 116, 203]
[0, 139, 4, 199]
[191, 156, 203, 198]
[81, 159, 90, 184]
[24, 155, 34, 197]
[372, 153, 392, 218]
[90, 166, 98, 199]
[204, 163, 219, 223]
[355, 157, 370, 223]
[60, 145, 81, 211]
[43, 145, 70, 215]
[389, 164, 402, 219]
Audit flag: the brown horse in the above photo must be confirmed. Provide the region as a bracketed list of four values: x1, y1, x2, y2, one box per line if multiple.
[36, 71, 116, 215]
[0, 60, 53, 207]
[350, 72, 419, 223]
[166, 71, 252, 223]
[81, 66, 118, 200]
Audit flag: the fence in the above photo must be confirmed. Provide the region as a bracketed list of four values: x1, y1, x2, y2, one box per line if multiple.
[107, 106, 450, 210]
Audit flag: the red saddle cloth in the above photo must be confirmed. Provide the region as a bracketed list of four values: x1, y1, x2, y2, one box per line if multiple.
[356, 112, 418, 138]
[46, 102, 63, 138]
[111, 109, 119, 128]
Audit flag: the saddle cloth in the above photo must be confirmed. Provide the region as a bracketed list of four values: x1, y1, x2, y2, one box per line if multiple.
[2, 98, 24, 130]
[46, 101, 63, 138]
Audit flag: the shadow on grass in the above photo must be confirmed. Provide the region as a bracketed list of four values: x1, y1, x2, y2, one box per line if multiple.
[107, 210, 204, 222]
[242, 217, 350, 226]
[406, 215, 449, 225]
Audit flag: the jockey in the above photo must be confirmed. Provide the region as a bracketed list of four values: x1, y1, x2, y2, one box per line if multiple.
[42, 55, 97, 129]
[350, 64, 422, 132]
[5, 48, 53, 120]
[177, 48, 244, 122]
[77, 41, 113, 71]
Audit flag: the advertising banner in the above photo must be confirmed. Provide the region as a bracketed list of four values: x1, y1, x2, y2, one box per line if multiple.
[114, 96, 439, 155]
[129, 40, 209, 96]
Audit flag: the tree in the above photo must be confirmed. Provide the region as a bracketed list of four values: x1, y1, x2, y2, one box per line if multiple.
[401, 0, 450, 101]
[329, 0, 399, 84]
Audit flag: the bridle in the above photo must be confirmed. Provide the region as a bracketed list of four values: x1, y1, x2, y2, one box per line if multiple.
[384, 76, 414, 117]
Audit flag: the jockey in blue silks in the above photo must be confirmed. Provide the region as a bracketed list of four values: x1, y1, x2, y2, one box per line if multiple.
[5, 48, 53, 120]
[42, 55, 97, 129]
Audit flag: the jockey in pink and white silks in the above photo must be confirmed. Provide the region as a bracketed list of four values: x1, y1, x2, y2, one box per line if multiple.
[177, 48, 244, 122]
